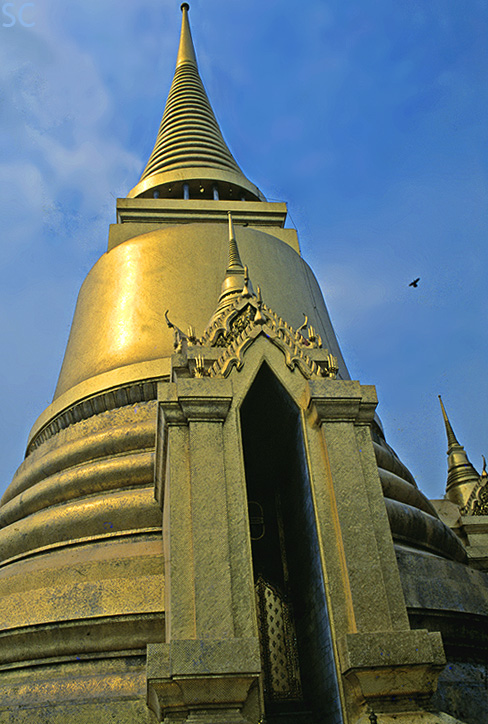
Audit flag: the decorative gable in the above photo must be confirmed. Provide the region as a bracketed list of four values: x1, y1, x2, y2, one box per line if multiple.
[166, 286, 339, 381]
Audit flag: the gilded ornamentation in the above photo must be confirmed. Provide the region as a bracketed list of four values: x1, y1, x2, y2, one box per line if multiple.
[165, 310, 187, 353]
[204, 296, 336, 379]
[194, 292, 336, 380]
[165, 289, 338, 381]
[164, 212, 339, 381]
[193, 354, 207, 378]
[472, 485, 488, 515]
[462, 468, 488, 516]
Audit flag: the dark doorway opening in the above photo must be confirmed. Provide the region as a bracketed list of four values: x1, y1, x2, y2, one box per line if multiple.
[240, 364, 343, 724]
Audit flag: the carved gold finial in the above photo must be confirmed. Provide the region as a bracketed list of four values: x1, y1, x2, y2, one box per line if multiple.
[194, 354, 206, 378]
[209, 213, 247, 318]
[297, 314, 308, 334]
[482, 455, 487, 477]
[242, 265, 254, 298]
[256, 286, 262, 305]
[438, 395, 479, 507]
[165, 309, 187, 352]
[254, 286, 265, 324]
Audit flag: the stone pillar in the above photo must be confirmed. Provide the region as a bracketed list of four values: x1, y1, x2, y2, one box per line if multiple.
[148, 378, 261, 724]
[304, 379, 446, 723]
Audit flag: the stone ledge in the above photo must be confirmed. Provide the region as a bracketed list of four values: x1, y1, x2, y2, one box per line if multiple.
[341, 629, 445, 672]
[147, 639, 260, 679]
[147, 639, 261, 723]
[340, 629, 446, 714]
[306, 380, 378, 424]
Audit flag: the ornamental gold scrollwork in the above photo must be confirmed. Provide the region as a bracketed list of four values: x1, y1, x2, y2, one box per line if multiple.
[166, 278, 339, 381]
[463, 480, 488, 516]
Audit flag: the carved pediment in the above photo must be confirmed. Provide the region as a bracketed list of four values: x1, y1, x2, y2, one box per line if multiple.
[165, 212, 339, 381]
[166, 290, 339, 381]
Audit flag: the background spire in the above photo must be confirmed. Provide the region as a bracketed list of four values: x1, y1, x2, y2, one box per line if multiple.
[438, 395, 460, 450]
[439, 395, 480, 506]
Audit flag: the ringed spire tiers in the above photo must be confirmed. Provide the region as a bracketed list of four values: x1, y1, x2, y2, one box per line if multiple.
[128, 3, 265, 202]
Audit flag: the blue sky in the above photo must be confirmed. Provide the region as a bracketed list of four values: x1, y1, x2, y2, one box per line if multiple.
[1, 0, 487, 500]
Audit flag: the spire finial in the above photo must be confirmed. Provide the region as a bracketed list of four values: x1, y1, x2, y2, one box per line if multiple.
[177, 2, 197, 69]
[242, 265, 254, 298]
[207, 215, 248, 321]
[227, 212, 243, 270]
[438, 395, 460, 450]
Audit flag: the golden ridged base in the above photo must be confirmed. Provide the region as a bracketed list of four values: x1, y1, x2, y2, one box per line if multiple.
[0, 654, 157, 723]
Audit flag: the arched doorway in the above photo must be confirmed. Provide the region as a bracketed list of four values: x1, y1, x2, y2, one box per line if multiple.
[240, 363, 342, 724]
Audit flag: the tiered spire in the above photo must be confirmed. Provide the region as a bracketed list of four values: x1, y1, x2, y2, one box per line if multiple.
[128, 4, 263, 201]
[439, 395, 479, 507]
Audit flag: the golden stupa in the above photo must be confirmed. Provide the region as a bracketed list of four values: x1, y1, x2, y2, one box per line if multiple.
[1, 6, 488, 723]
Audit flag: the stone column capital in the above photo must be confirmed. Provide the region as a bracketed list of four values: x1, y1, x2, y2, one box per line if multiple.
[158, 379, 233, 424]
[339, 629, 445, 714]
[306, 379, 377, 425]
[147, 639, 261, 723]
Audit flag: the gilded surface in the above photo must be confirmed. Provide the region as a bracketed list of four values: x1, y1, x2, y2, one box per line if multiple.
[164, 241, 340, 381]
[53, 223, 349, 401]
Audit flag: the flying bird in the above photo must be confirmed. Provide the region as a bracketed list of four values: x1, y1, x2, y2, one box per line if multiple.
[409, 278, 420, 288]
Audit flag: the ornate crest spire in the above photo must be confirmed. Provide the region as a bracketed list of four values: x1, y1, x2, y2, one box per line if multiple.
[215, 213, 247, 312]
